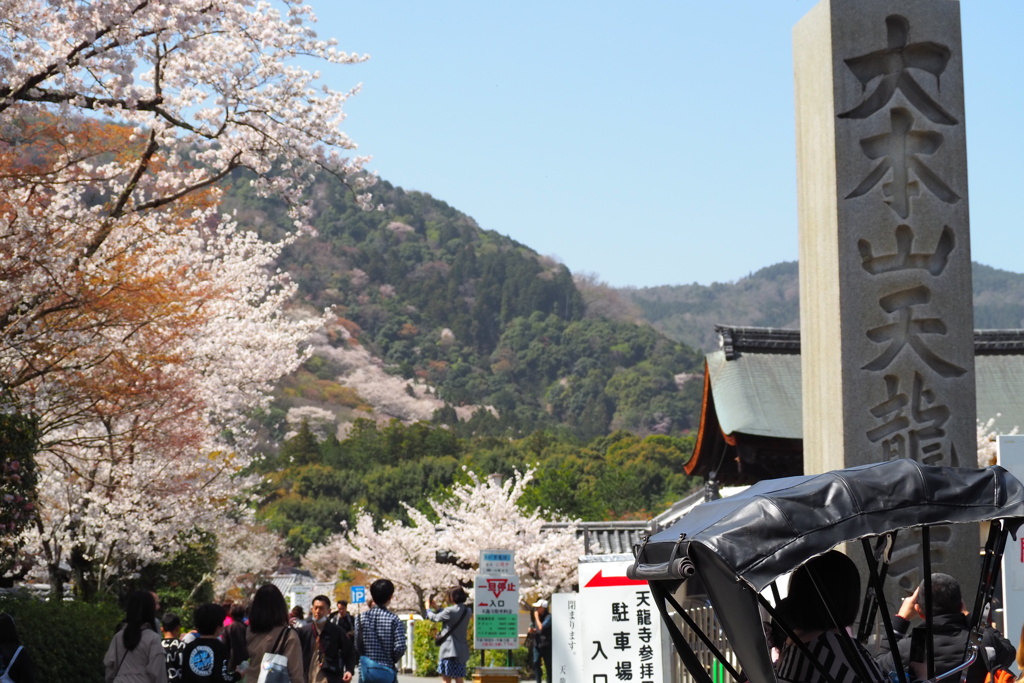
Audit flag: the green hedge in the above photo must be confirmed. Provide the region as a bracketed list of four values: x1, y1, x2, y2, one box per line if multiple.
[412, 618, 532, 678]
[0, 597, 122, 683]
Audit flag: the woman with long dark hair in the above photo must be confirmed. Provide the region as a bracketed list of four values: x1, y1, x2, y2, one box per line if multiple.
[103, 590, 168, 682]
[0, 613, 35, 682]
[243, 584, 303, 683]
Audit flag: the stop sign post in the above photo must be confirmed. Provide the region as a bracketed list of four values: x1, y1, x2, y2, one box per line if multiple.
[474, 549, 520, 650]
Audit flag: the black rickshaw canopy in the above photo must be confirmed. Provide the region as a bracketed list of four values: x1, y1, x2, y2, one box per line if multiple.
[629, 460, 1024, 683]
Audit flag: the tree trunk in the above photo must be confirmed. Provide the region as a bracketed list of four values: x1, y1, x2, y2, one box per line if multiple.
[70, 547, 98, 602]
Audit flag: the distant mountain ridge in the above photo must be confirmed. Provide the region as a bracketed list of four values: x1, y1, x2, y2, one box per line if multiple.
[221, 169, 1023, 440]
[618, 261, 1024, 353]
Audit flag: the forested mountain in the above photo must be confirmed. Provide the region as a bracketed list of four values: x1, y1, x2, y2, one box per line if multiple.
[220, 168, 1024, 549]
[620, 261, 1024, 352]
[221, 174, 705, 443]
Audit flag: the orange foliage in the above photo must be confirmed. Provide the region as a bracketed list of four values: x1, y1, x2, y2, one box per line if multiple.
[0, 112, 217, 220]
[329, 316, 364, 345]
[0, 115, 228, 456]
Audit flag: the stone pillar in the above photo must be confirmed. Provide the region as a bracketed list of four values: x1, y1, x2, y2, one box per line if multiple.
[794, 0, 977, 592]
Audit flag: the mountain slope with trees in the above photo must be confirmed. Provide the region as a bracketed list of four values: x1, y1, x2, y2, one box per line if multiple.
[221, 174, 705, 442]
[620, 261, 1024, 352]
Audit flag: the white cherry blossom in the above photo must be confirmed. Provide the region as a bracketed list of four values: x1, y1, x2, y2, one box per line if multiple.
[1, 0, 368, 597]
[305, 468, 583, 612]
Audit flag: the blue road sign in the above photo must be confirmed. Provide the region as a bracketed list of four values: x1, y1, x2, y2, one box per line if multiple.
[351, 585, 367, 604]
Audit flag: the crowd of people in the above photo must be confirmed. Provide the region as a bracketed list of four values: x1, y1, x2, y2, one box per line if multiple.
[1, 555, 1013, 683]
[100, 579, 414, 683]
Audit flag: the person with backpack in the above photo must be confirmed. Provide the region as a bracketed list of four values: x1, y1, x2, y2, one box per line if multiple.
[0, 613, 34, 683]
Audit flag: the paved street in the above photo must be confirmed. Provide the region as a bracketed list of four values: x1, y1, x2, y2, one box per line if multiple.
[397, 673, 526, 683]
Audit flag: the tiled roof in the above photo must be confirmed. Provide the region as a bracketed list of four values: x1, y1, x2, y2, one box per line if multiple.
[542, 521, 652, 556]
[541, 492, 711, 559]
[716, 325, 801, 360]
[688, 326, 1024, 481]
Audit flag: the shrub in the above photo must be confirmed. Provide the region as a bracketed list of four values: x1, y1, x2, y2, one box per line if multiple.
[411, 618, 532, 678]
[413, 618, 440, 676]
[0, 597, 122, 683]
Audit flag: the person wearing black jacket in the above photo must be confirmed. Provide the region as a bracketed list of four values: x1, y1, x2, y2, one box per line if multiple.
[329, 601, 355, 640]
[299, 595, 357, 683]
[875, 573, 1015, 683]
[222, 604, 248, 676]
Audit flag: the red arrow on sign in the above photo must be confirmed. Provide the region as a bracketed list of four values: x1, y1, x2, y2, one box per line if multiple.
[584, 569, 648, 588]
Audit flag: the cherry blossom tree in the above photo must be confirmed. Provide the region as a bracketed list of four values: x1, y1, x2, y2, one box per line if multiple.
[213, 518, 287, 602]
[0, 0, 371, 597]
[305, 505, 449, 613]
[1, 0, 371, 410]
[977, 417, 1019, 468]
[0, 0, 373, 220]
[21, 218, 323, 598]
[431, 469, 583, 605]
[304, 468, 584, 613]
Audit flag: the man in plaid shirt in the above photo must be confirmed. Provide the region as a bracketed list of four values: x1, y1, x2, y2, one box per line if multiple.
[356, 579, 407, 679]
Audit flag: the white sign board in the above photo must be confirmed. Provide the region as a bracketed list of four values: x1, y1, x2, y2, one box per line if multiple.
[474, 574, 520, 649]
[480, 549, 516, 575]
[1000, 435, 1024, 637]
[553, 592, 582, 683]
[579, 557, 665, 683]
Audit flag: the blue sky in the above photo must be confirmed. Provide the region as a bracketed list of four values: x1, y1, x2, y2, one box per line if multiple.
[307, 1, 1024, 288]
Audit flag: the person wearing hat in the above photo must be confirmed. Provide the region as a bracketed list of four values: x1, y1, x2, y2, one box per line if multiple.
[528, 599, 552, 683]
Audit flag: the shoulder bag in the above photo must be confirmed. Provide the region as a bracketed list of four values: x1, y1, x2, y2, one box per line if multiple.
[434, 606, 469, 646]
[257, 626, 293, 683]
[0, 646, 22, 683]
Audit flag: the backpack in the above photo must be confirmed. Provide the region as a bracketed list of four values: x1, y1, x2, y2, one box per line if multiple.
[0, 645, 22, 683]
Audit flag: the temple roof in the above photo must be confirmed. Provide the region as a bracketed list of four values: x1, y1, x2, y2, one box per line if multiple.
[687, 326, 1024, 484]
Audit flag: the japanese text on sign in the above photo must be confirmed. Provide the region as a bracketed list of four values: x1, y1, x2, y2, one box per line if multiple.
[580, 559, 663, 683]
[474, 574, 519, 649]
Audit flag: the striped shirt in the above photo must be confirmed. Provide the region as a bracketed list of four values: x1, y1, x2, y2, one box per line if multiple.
[776, 630, 887, 683]
[356, 607, 406, 670]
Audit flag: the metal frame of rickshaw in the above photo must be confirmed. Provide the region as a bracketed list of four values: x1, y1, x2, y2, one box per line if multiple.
[628, 461, 1024, 683]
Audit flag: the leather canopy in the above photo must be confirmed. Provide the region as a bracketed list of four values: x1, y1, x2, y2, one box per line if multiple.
[631, 460, 1024, 592]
